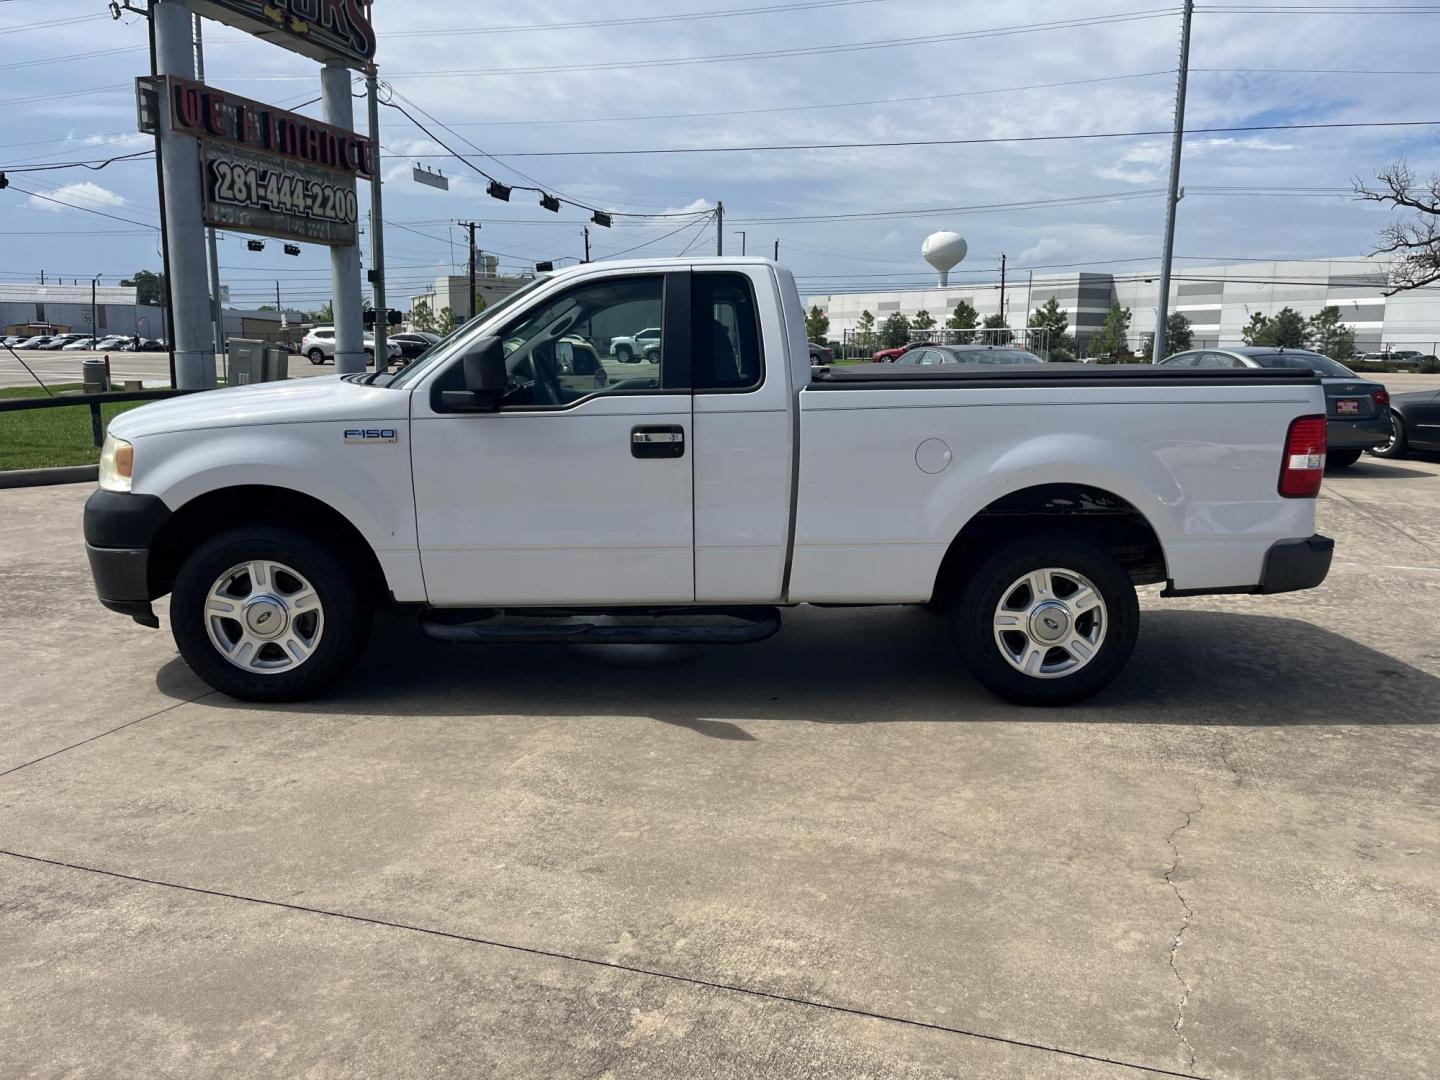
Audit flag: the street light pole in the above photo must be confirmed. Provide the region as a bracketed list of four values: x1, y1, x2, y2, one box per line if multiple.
[1152, 0, 1195, 363]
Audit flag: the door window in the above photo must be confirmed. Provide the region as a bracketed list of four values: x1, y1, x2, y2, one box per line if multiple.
[494, 276, 665, 407]
[692, 273, 762, 391]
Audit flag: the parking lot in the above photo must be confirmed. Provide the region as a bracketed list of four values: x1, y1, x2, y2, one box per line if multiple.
[2, 452, 1438, 1079]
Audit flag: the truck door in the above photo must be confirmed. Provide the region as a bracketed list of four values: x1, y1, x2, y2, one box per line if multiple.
[410, 272, 695, 606]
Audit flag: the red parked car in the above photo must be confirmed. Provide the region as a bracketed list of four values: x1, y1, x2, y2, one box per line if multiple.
[872, 340, 938, 363]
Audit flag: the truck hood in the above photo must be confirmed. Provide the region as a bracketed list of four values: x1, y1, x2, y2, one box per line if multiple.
[110, 375, 410, 439]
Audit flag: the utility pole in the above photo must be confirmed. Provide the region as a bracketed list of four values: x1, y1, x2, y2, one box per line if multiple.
[1152, 0, 1195, 364]
[322, 57, 363, 374]
[715, 201, 724, 256]
[194, 14, 225, 370]
[91, 276, 99, 343]
[275, 281, 281, 312]
[773, 239, 779, 261]
[999, 253, 1007, 326]
[459, 221, 480, 319]
[735, 231, 746, 255]
[154, 0, 216, 389]
[583, 226, 591, 263]
[366, 67, 387, 365]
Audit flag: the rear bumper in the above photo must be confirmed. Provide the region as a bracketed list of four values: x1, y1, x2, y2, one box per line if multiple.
[1162, 534, 1333, 598]
[1327, 413, 1392, 450]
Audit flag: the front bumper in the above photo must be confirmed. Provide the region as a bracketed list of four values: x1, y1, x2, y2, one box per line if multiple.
[1162, 534, 1334, 598]
[83, 490, 172, 628]
[1327, 413, 1392, 450]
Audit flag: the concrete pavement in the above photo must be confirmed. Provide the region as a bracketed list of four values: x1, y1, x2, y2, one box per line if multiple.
[1, 461, 1438, 1079]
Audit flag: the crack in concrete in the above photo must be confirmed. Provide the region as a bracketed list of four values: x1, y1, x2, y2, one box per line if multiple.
[1164, 798, 1204, 1074]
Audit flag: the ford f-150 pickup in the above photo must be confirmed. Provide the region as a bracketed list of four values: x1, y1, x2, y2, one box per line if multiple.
[84, 258, 1334, 706]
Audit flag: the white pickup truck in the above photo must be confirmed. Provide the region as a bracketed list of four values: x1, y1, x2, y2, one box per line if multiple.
[84, 258, 1334, 706]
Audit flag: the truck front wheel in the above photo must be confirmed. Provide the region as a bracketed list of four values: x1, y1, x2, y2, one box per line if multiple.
[170, 527, 372, 702]
[951, 537, 1138, 706]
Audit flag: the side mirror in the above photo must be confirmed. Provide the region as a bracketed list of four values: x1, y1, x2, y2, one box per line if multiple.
[439, 337, 507, 412]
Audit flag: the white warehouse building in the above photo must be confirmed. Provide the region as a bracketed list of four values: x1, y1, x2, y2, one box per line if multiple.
[806, 256, 1440, 357]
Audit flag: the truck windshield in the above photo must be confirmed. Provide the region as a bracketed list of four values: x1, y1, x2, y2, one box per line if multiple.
[385, 275, 552, 388]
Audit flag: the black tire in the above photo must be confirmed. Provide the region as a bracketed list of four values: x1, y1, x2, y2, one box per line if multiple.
[308, 348, 326, 365]
[645, 349, 660, 364]
[364, 349, 375, 366]
[1368, 415, 1408, 459]
[950, 536, 1139, 706]
[170, 526, 373, 703]
[1326, 448, 1363, 469]
[615, 345, 634, 363]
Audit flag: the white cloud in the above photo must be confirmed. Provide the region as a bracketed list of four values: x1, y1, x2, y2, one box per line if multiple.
[1018, 237, 1070, 264]
[28, 182, 126, 213]
[1095, 166, 1160, 185]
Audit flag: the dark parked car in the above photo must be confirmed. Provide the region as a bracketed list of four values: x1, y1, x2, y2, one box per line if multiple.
[895, 345, 1046, 366]
[1159, 347, 1390, 468]
[391, 332, 442, 360]
[1370, 387, 1440, 460]
[808, 341, 833, 364]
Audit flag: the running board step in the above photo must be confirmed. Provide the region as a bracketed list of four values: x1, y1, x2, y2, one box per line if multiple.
[420, 606, 782, 645]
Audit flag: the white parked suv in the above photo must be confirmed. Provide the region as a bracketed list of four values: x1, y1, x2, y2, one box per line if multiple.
[84, 258, 1335, 707]
[609, 326, 661, 363]
[301, 326, 401, 366]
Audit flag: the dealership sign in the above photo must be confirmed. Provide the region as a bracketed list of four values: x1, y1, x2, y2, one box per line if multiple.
[142, 76, 372, 246]
[188, 0, 377, 68]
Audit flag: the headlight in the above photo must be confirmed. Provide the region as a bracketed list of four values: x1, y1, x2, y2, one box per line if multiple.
[98, 435, 134, 493]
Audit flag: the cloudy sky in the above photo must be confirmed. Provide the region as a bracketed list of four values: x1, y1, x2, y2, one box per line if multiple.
[1, 0, 1437, 310]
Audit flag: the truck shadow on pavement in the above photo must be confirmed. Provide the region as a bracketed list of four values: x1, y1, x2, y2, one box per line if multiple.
[176, 605, 1440, 730]
[1331, 459, 1438, 480]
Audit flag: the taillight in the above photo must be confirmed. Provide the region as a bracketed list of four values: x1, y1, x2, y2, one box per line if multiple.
[1279, 415, 1327, 498]
[1374, 387, 1390, 409]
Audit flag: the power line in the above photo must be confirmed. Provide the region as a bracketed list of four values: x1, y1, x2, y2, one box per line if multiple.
[355, 10, 1184, 79]
[4, 183, 159, 230]
[380, 0, 896, 36]
[451, 118, 1440, 158]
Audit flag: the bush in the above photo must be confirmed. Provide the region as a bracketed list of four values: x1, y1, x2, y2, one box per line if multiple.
[1420, 356, 1440, 374]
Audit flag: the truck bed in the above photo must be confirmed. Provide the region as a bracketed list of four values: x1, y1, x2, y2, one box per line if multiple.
[809, 362, 1320, 389]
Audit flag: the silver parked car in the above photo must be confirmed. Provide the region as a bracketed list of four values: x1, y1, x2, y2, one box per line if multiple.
[895, 345, 1046, 366]
[1159, 347, 1391, 468]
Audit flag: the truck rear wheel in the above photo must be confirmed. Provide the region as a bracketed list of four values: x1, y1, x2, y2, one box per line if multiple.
[951, 537, 1138, 706]
[170, 526, 372, 702]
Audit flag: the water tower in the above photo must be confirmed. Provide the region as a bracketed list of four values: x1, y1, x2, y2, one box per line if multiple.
[922, 231, 968, 286]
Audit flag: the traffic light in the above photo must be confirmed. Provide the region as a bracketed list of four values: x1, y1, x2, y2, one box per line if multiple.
[535, 261, 554, 272]
[364, 309, 376, 329]
[283, 244, 301, 256]
[591, 211, 611, 228]
[486, 181, 511, 202]
[387, 309, 402, 326]
[0, 172, 8, 190]
[246, 240, 265, 252]
[539, 193, 560, 213]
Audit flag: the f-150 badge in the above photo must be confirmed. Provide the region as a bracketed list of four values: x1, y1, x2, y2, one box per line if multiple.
[344, 428, 397, 443]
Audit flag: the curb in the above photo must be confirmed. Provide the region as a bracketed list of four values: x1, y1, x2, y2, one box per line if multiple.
[0, 466, 98, 490]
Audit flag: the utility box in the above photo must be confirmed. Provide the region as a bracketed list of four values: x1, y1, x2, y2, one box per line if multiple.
[81, 359, 110, 395]
[227, 339, 266, 386]
[262, 344, 291, 382]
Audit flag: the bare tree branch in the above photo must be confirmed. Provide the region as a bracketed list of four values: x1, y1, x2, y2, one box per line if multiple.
[1355, 159, 1440, 294]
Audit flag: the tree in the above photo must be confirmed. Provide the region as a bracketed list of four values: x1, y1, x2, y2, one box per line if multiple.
[438, 306, 457, 333]
[1265, 306, 1308, 348]
[856, 309, 876, 347]
[1306, 305, 1356, 360]
[805, 304, 830, 343]
[1241, 311, 1271, 346]
[120, 269, 166, 306]
[1145, 312, 1193, 360]
[1356, 160, 1440, 293]
[1027, 297, 1076, 357]
[1087, 304, 1132, 357]
[880, 312, 913, 349]
[982, 312, 1012, 344]
[309, 301, 334, 324]
[912, 308, 936, 331]
[946, 300, 978, 331]
[412, 300, 437, 333]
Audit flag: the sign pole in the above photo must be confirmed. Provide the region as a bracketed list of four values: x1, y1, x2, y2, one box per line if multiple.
[192, 14, 227, 379]
[366, 67, 387, 363]
[154, 0, 217, 389]
[321, 59, 365, 374]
